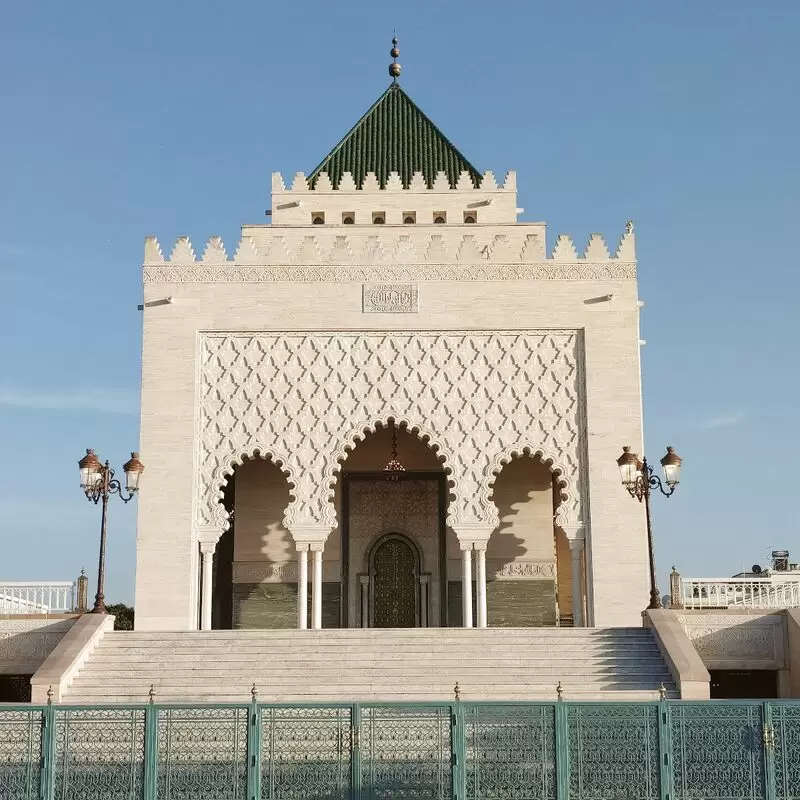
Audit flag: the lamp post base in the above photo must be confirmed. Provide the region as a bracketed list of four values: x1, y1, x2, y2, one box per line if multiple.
[647, 588, 663, 610]
[91, 595, 108, 614]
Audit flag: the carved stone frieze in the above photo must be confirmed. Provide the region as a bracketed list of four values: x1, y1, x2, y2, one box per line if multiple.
[145, 262, 636, 284]
[362, 284, 418, 313]
[198, 330, 584, 537]
[0, 618, 76, 672]
[232, 561, 298, 583]
[487, 560, 557, 580]
[677, 614, 784, 663]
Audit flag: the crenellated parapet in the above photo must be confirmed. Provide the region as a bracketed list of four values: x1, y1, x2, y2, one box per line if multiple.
[272, 170, 516, 193]
[143, 225, 635, 283]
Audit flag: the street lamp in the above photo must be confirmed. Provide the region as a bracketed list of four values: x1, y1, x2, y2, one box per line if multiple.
[78, 449, 144, 614]
[616, 445, 682, 610]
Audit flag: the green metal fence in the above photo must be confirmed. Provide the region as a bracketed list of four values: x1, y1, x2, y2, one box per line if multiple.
[1, 699, 798, 800]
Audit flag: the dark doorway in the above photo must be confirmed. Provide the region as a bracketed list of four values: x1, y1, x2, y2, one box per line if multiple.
[0, 675, 32, 702]
[710, 669, 778, 699]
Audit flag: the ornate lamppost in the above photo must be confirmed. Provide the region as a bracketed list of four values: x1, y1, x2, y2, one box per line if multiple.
[616, 445, 682, 610]
[78, 449, 144, 613]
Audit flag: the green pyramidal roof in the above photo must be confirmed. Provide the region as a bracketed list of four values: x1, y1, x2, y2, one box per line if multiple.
[308, 83, 481, 189]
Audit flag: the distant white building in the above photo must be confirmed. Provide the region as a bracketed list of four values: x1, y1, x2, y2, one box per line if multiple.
[674, 550, 800, 610]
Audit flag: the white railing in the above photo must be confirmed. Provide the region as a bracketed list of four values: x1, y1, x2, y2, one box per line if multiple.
[678, 577, 800, 610]
[0, 582, 76, 614]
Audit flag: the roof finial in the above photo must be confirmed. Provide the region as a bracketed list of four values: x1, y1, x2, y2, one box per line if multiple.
[389, 34, 401, 83]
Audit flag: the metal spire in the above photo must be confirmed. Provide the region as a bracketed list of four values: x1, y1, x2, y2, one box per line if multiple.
[389, 35, 401, 83]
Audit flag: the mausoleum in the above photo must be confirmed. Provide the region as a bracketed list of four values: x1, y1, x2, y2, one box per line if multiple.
[134, 46, 647, 636]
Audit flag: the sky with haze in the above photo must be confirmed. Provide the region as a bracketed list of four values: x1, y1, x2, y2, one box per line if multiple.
[1, 1, 798, 604]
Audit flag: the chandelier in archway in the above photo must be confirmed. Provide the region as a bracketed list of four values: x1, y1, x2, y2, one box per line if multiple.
[383, 421, 406, 481]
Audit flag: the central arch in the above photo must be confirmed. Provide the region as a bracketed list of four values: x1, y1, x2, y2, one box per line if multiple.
[369, 533, 421, 628]
[332, 420, 454, 628]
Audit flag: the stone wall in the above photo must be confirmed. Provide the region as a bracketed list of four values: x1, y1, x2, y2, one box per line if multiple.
[0, 616, 78, 674]
[137, 214, 647, 630]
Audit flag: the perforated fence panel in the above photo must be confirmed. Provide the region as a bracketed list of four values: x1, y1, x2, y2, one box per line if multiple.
[1, 700, 799, 800]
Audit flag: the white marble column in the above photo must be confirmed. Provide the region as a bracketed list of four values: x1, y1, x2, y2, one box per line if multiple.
[461, 544, 473, 628]
[297, 545, 309, 630]
[288, 525, 331, 631]
[475, 545, 488, 628]
[199, 542, 216, 631]
[569, 538, 584, 628]
[360, 575, 370, 628]
[311, 543, 323, 630]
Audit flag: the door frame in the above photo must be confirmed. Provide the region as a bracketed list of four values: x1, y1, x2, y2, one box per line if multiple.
[341, 471, 448, 627]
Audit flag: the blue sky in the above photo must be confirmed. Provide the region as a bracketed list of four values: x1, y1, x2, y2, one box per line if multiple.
[1, 1, 798, 605]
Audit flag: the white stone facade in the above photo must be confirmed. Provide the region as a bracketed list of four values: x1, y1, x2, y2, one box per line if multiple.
[135, 166, 648, 631]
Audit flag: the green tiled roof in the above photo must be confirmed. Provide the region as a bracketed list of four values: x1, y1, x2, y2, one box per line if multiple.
[308, 83, 481, 189]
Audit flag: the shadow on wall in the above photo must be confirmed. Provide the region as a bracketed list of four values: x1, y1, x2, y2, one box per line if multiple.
[214, 455, 295, 630]
[488, 454, 554, 573]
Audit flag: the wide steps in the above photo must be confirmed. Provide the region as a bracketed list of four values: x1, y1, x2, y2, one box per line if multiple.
[61, 627, 676, 704]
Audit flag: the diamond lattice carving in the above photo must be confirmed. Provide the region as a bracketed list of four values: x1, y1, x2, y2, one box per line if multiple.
[198, 331, 584, 536]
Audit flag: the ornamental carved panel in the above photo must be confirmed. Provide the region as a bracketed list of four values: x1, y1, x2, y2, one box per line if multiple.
[198, 331, 584, 535]
[677, 614, 784, 664]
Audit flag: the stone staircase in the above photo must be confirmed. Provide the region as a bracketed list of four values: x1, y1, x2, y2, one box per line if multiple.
[61, 627, 676, 704]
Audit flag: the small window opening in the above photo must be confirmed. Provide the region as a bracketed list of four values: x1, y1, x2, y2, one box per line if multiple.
[433, 211, 446, 224]
[312, 213, 325, 225]
[372, 212, 386, 224]
[342, 213, 355, 224]
[464, 212, 477, 224]
[403, 212, 416, 224]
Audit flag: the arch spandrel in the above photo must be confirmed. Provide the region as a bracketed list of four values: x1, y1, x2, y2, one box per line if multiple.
[197, 331, 586, 538]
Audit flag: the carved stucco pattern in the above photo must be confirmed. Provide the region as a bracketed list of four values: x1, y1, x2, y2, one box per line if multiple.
[487, 560, 557, 579]
[198, 331, 583, 537]
[0, 618, 76, 670]
[678, 614, 781, 661]
[145, 263, 636, 284]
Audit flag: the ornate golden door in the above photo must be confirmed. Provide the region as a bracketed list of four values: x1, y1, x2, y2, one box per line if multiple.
[372, 536, 418, 628]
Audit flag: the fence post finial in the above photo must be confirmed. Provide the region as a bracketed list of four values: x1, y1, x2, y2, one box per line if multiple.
[659, 683, 667, 701]
[454, 682, 461, 701]
[251, 683, 258, 701]
[46, 685, 54, 705]
[149, 684, 156, 704]
[556, 681, 564, 701]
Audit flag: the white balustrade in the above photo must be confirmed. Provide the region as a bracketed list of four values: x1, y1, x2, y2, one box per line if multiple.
[679, 577, 800, 610]
[0, 581, 76, 614]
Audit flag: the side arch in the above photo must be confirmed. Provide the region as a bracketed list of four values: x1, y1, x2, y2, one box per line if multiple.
[322, 415, 461, 529]
[207, 444, 297, 533]
[483, 444, 574, 532]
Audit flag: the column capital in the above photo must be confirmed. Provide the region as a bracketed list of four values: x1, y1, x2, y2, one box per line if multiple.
[288, 525, 332, 546]
[568, 538, 585, 552]
[295, 542, 309, 553]
[452, 523, 493, 550]
[359, 574, 370, 587]
[559, 523, 585, 541]
[196, 524, 223, 549]
[199, 540, 217, 556]
[309, 542, 325, 553]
